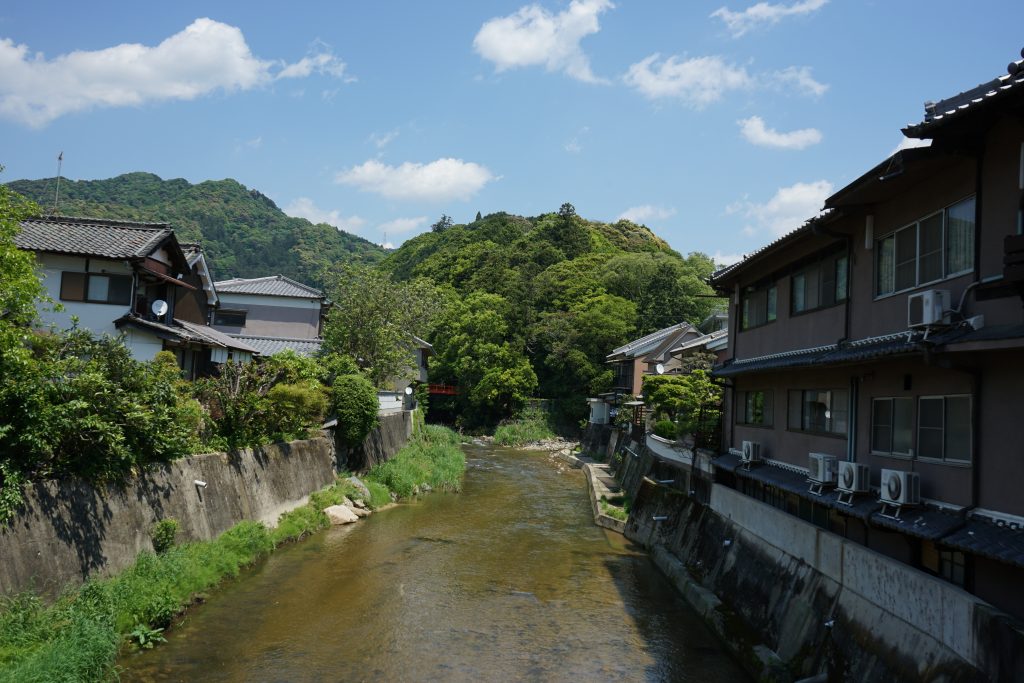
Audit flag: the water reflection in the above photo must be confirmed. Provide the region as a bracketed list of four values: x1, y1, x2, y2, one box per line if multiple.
[121, 445, 747, 682]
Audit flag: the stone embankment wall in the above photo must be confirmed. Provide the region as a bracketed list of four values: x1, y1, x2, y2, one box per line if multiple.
[1, 412, 415, 600]
[580, 423, 1024, 682]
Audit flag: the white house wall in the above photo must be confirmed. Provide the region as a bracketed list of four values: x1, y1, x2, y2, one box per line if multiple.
[35, 254, 133, 337]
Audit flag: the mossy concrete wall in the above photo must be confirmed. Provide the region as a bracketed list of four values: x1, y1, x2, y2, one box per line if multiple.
[617, 431, 1024, 681]
[1, 411, 417, 600]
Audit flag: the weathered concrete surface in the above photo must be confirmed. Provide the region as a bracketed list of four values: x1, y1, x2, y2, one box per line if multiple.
[581, 458, 627, 534]
[623, 452, 1024, 682]
[0, 435, 337, 599]
[580, 422, 624, 461]
[339, 410, 414, 471]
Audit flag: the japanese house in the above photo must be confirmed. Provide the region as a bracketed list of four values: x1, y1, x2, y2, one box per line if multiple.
[709, 55, 1024, 620]
[211, 275, 327, 357]
[606, 322, 702, 395]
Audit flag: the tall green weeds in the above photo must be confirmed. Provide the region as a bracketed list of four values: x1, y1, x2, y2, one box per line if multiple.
[365, 425, 465, 499]
[492, 409, 555, 446]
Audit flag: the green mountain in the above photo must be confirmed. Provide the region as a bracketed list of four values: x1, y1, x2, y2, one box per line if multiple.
[7, 172, 384, 287]
[382, 207, 722, 426]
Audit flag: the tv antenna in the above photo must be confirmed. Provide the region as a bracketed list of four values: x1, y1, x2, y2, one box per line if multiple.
[50, 151, 64, 216]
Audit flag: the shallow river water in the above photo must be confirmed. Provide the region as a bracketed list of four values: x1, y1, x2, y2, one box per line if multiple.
[120, 444, 747, 682]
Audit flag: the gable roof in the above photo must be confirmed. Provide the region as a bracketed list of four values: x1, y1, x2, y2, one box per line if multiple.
[669, 328, 729, 355]
[607, 322, 696, 362]
[903, 55, 1024, 139]
[16, 215, 173, 260]
[214, 275, 324, 299]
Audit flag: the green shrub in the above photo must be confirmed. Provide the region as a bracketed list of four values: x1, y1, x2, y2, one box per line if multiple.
[332, 374, 378, 447]
[653, 419, 676, 440]
[150, 519, 179, 555]
[366, 425, 464, 499]
[492, 408, 554, 446]
[266, 381, 328, 441]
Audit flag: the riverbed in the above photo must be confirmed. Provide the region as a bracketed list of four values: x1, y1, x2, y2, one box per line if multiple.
[120, 444, 747, 682]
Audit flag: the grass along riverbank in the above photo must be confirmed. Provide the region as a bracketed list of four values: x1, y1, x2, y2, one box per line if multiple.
[492, 410, 556, 447]
[0, 425, 464, 682]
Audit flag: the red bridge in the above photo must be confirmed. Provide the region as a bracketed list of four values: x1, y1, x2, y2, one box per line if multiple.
[428, 383, 458, 396]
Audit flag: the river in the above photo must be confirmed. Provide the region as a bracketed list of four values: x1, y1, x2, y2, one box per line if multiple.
[120, 444, 747, 682]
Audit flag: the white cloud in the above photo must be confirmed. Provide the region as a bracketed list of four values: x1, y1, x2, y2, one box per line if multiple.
[769, 66, 827, 97]
[624, 54, 751, 107]
[738, 116, 821, 150]
[891, 136, 931, 156]
[564, 125, 590, 154]
[381, 241, 396, 250]
[624, 55, 827, 106]
[712, 251, 745, 267]
[617, 205, 676, 223]
[378, 216, 428, 234]
[728, 179, 832, 237]
[284, 197, 366, 233]
[369, 129, 399, 149]
[335, 158, 496, 202]
[473, 0, 613, 83]
[711, 0, 828, 38]
[275, 40, 349, 81]
[0, 19, 349, 127]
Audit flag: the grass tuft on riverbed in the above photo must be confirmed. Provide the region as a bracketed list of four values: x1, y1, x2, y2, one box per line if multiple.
[365, 424, 465, 499]
[0, 425, 466, 682]
[492, 409, 555, 447]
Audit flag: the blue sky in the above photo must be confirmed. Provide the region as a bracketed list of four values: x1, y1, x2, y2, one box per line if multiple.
[1, 1, 1019, 264]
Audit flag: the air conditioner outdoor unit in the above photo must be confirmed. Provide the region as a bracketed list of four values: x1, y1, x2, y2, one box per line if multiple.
[808, 453, 838, 485]
[879, 469, 921, 517]
[837, 461, 870, 494]
[741, 440, 761, 468]
[907, 289, 950, 328]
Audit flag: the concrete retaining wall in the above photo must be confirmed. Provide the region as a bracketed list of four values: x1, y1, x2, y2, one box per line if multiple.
[0, 435, 337, 599]
[1, 410, 418, 600]
[625, 467, 1024, 681]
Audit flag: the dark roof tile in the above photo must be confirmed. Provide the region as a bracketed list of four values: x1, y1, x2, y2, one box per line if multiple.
[17, 215, 172, 259]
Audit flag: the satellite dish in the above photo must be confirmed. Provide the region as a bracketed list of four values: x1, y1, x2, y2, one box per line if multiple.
[655, 363, 665, 375]
[151, 300, 168, 317]
[404, 386, 414, 395]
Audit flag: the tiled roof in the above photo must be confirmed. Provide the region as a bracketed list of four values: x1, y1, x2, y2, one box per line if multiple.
[708, 211, 834, 288]
[16, 215, 172, 259]
[903, 57, 1024, 138]
[669, 329, 728, 355]
[229, 335, 323, 357]
[179, 243, 204, 265]
[943, 515, 1024, 569]
[607, 323, 694, 361]
[115, 315, 259, 354]
[215, 275, 323, 298]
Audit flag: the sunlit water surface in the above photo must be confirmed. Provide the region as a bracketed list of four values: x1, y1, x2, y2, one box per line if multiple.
[120, 444, 747, 682]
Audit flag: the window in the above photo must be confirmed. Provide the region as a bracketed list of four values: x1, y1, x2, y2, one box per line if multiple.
[741, 283, 777, 329]
[939, 548, 967, 588]
[739, 390, 772, 426]
[871, 398, 913, 455]
[788, 389, 848, 435]
[918, 395, 971, 462]
[792, 252, 848, 314]
[876, 196, 975, 296]
[59, 272, 132, 305]
[214, 309, 247, 327]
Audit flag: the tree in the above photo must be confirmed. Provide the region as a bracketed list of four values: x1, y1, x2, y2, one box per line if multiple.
[0, 179, 46, 331]
[431, 214, 454, 233]
[474, 211, 482, 222]
[321, 265, 440, 388]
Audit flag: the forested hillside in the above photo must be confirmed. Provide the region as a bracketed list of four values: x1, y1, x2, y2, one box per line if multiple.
[7, 173, 383, 287]
[383, 205, 723, 426]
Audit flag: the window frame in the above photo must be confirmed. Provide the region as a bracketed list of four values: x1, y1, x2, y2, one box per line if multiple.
[791, 251, 849, 316]
[214, 309, 248, 327]
[917, 394, 972, 464]
[787, 388, 849, 437]
[740, 282, 777, 330]
[59, 271, 133, 306]
[875, 196, 976, 298]
[738, 389, 773, 428]
[869, 397, 914, 457]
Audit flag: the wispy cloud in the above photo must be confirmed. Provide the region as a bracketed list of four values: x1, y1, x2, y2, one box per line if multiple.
[623, 55, 826, 107]
[564, 125, 590, 153]
[378, 216, 428, 234]
[369, 129, 399, 149]
[0, 18, 350, 127]
[284, 197, 366, 233]
[275, 40, 350, 81]
[727, 179, 832, 237]
[738, 116, 822, 149]
[335, 158, 497, 202]
[474, 0, 613, 83]
[617, 204, 676, 223]
[711, 0, 828, 38]
[769, 66, 827, 97]
[712, 250, 746, 267]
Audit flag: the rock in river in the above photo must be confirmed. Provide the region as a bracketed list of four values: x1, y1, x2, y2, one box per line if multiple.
[324, 505, 359, 525]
